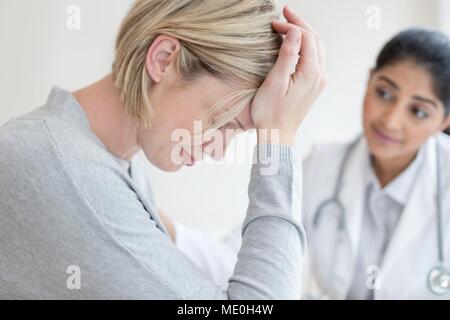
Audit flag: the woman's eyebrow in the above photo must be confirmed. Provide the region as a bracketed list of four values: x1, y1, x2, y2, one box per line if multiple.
[412, 95, 438, 108]
[377, 76, 400, 90]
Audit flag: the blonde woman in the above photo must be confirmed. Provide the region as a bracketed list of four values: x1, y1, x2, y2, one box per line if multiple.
[0, 1, 326, 299]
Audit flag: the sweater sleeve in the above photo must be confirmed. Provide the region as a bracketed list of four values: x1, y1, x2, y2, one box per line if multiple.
[226, 144, 305, 299]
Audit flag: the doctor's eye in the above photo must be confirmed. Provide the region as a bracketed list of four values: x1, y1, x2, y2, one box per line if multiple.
[376, 88, 395, 102]
[411, 106, 429, 120]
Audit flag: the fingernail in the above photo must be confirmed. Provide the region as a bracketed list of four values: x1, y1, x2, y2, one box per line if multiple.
[288, 30, 300, 42]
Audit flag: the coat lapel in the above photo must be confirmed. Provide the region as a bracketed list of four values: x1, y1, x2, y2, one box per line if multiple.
[376, 136, 437, 297]
[328, 137, 372, 299]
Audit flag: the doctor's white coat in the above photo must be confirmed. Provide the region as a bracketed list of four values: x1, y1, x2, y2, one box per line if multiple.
[134, 133, 450, 300]
[301, 133, 450, 300]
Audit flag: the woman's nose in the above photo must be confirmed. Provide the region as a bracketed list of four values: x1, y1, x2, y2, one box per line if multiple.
[382, 105, 404, 131]
[203, 133, 235, 161]
[203, 139, 227, 161]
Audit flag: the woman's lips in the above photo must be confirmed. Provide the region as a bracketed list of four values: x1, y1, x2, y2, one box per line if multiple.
[372, 125, 403, 145]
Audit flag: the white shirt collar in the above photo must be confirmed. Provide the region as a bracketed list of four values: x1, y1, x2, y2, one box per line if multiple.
[366, 145, 425, 206]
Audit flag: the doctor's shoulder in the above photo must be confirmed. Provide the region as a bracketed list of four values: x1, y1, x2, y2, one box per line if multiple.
[302, 140, 352, 179]
[437, 132, 450, 155]
[300, 140, 354, 220]
[437, 132, 450, 180]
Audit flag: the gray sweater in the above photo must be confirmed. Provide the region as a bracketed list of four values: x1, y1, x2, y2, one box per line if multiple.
[0, 86, 305, 299]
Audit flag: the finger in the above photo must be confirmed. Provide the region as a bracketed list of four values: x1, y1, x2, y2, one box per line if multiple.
[276, 17, 325, 81]
[275, 10, 325, 85]
[293, 33, 320, 82]
[267, 28, 302, 92]
[283, 6, 316, 34]
[317, 40, 327, 77]
[272, 21, 319, 68]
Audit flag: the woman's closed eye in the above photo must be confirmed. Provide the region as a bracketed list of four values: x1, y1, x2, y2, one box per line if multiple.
[217, 120, 243, 132]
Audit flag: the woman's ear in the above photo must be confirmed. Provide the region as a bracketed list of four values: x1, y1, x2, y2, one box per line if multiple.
[145, 35, 181, 84]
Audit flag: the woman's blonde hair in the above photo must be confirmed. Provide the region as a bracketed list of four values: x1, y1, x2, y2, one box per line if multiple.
[112, 0, 282, 129]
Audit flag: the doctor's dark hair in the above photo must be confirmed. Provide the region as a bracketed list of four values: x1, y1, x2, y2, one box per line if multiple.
[374, 28, 450, 116]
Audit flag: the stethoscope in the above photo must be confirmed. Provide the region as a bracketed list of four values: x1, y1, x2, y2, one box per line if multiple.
[312, 135, 449, 296]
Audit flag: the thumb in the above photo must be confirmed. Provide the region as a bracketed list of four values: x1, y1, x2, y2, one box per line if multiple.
[269, 28, 302, 90]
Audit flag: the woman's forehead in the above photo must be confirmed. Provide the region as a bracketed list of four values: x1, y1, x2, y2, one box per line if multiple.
[374, 62, 439, 98]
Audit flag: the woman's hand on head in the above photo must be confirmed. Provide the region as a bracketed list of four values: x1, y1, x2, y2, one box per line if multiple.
[251, 6, 327, 146]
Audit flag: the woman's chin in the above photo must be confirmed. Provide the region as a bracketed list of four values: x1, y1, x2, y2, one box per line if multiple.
[365, 130, 402, 160]
[147, 156, 185, 172]
[367, 140, 403, 163]
[158, 162, 185, 172]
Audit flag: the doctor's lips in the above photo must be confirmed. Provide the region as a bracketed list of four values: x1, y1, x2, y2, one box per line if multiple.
[371, 125, 403, 145]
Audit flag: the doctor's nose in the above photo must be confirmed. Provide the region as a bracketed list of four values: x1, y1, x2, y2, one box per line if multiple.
[381, 105, 404, 131]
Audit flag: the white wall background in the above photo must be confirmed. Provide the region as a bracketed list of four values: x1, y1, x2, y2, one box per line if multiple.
[0, 0, 446, 239]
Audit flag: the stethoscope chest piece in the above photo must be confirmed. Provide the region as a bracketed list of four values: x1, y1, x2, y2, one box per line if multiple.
[427, 266, 450, 296]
